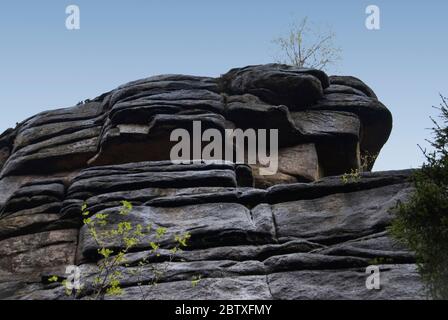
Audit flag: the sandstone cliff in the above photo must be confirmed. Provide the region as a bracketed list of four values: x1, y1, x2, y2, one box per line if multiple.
[0, 64, 424, 300]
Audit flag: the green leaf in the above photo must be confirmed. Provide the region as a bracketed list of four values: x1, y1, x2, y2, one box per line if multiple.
[124, 237, 138, 248]
[156, 227, 167, 239]
[96, 213, 109, 220]
[98, 248, 114, 258]
[191, 275, 202, 288]
[119, 200, 133, 216]
[149, 242, 159, 252]
[175, 232, 191, 247]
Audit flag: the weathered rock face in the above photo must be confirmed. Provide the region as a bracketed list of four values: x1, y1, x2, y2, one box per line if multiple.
[0, 64, 392, 185]
[0, 64, 424, 300]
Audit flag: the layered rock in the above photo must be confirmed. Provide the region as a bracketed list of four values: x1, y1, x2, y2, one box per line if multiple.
[0, 64, 391, 186]
[0, 64, 423, 300]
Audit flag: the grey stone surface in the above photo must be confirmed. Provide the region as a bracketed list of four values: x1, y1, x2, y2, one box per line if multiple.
[103, 276, 273, 300]
[269, 183, 413, 243]
[79, 202, 276, 259]
[0, 65, 425, 300]
[268, 264, 427, 300]
[313, 231, 415, 263]
[0, 229, 78, 279]
[221, 64, 328, 110]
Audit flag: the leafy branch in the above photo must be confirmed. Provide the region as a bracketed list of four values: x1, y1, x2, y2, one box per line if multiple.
[80, 201, 191, 300]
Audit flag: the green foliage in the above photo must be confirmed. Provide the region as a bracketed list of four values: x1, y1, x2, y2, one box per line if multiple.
[273, 17, 342, 71]
[191, 275, 202, 288]
[360, 151, 379, 172]
[341, 169, 361, 184]
[61, 279, 78, 297]
[119, 200, 133, 216]
[48, 275, 59, 283]
[156, 227, 167, 239]
[175, 233, 191, 248]
[389, 95, 448, 300]
[341, 152, 379, 184]
[80, 201, 192, 300]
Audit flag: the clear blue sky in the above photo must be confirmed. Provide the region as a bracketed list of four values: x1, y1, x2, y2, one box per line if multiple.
[0, 0, 446, 171]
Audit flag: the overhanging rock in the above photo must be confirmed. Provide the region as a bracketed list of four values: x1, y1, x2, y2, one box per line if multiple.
[0, 64, 423, 300]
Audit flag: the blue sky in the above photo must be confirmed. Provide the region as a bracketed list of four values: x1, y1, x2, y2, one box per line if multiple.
[0, 0, 447, 171]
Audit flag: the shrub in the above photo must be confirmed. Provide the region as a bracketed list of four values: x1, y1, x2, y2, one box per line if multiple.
[389, 95, 448, 300]
[72, 201, 191, 300]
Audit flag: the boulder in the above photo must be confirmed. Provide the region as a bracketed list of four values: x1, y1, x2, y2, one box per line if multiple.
[220, 64, 329, 110]
[329, 75, 378, 99]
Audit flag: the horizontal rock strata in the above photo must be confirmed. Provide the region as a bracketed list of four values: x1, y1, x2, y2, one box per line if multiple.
[0, 65, 423, 300]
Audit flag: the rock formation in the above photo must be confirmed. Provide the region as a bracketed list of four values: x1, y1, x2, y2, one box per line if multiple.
[0, 64, 425, 300]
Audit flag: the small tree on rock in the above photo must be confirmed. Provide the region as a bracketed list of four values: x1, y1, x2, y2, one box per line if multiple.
[273, 17, 342, 71]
